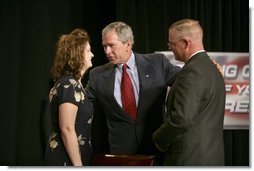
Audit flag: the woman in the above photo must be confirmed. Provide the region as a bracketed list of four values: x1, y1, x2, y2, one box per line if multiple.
[44, 28, 94, 166]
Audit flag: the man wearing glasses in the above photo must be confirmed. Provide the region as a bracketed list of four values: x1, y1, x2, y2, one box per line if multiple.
[153, 19, 225, 166]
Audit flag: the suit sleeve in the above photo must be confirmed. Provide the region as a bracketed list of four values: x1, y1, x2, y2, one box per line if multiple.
[162, 55, 181, 86]
[85, 68, 110, 153]
[153, 65, 206, 151]
[85, 69, 97, 105]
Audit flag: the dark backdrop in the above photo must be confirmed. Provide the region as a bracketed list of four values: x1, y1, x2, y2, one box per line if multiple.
[0, 0, 249, 166]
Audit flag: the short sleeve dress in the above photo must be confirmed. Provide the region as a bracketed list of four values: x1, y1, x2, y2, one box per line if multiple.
[44, 75, 94, 166]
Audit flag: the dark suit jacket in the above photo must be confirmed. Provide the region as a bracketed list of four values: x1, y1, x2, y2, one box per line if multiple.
[153, 52, 225, 166]
[86, 52, 180, 156]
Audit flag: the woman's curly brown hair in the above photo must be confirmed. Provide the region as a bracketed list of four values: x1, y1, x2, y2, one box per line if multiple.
[51, 28, 90, 82]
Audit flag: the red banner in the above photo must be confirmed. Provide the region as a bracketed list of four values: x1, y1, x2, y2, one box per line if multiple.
[157, 51, 249, 129]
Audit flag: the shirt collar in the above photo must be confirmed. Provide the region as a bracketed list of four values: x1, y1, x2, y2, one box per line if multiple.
[118, 52, 136, 70]
[189, 50, 205, 59]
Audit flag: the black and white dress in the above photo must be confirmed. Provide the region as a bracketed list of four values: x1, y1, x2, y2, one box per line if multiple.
[44, 75, 94, 166]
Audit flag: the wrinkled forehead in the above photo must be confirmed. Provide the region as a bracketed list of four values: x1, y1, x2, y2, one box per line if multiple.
[102, 31, 119, 42]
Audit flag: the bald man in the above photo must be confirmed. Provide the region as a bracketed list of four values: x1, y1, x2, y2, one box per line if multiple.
[153, 19, 225, 166]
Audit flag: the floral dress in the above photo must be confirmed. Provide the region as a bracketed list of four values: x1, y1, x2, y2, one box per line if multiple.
[44, 75, 94, 166]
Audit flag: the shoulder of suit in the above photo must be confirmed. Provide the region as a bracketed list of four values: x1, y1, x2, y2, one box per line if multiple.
[135, 52, 165, 61]
[90, 62, 114, 73]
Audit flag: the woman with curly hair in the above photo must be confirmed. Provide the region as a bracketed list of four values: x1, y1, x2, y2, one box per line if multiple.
[44, 28, 94, 166]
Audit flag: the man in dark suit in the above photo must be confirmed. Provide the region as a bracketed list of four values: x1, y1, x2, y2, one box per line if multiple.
[85, 21, 181, 163]
[153, 19, 226, 166]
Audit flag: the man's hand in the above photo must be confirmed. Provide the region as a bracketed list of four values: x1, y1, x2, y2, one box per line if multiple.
[212, 59, 224, 77]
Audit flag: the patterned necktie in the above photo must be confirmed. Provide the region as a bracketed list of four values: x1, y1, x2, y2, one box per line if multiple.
[121, 64, 137, 121]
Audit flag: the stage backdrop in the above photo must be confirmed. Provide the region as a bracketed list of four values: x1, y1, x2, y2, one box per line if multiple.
[156, 51, 249, 130]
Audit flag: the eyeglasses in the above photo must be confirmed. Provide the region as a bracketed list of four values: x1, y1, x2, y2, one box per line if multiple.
[167, 39, 183, 50]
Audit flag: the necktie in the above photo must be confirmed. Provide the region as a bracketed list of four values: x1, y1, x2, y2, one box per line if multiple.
[121, 64, 137, 121]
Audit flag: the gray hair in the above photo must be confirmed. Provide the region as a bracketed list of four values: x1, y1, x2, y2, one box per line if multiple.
[102, 21, 134, 45]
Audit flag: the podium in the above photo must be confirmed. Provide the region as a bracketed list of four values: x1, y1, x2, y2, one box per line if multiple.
[92, 154, 155, 166]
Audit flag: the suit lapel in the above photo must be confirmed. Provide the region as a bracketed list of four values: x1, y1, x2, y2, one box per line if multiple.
[135, 53, 153, 122]
[102, 63, 132, 122]
[102, 63, 115, 100]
